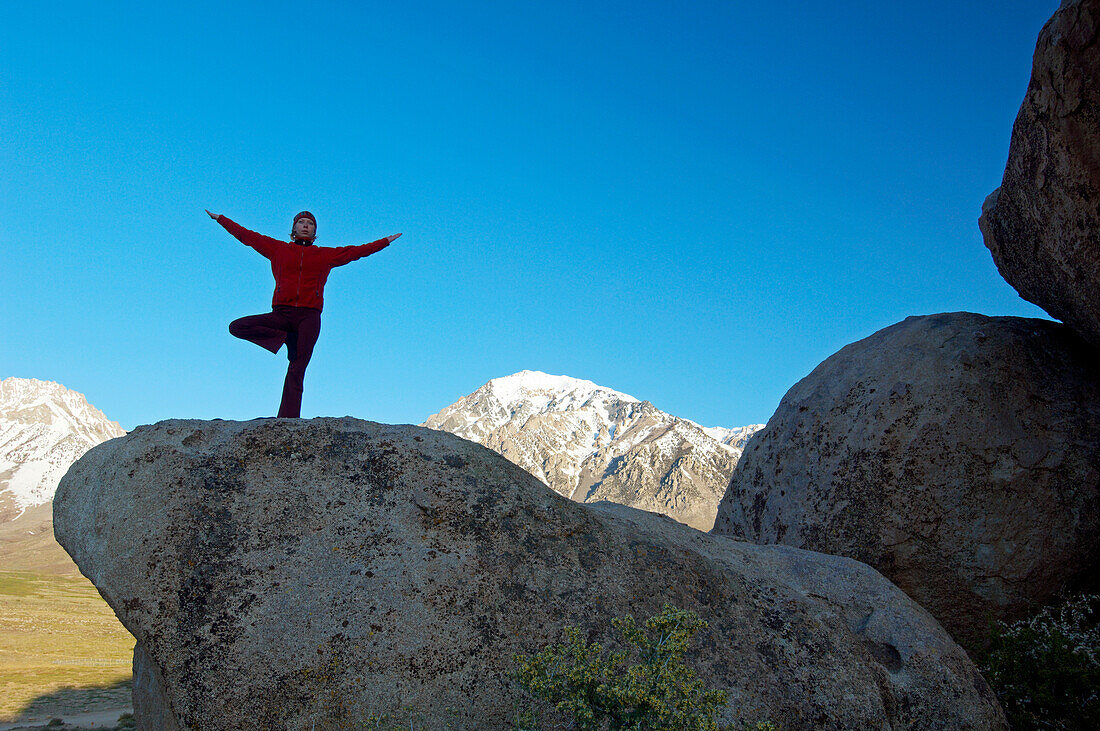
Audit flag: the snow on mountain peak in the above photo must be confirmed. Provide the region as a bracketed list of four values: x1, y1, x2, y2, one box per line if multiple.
[485, 370, 640, 408]
[698, 423, 768, 450]
[423, 371, 763, 530]
[0, 377, 125, 521]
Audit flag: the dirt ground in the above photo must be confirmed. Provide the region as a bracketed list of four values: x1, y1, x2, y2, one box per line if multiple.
[0, 706, 133, 730]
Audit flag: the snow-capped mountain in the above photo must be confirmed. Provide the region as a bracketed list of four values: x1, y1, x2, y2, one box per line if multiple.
[422, 370, 764, 531]
[0, 377, 125, 522]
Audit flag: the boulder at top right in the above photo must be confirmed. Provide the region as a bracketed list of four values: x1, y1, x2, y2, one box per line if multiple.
[979, 0, 1100, 348]
[711, 312, 1100, 649]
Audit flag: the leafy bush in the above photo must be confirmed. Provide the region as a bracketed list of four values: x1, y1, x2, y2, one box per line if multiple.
[981, 593, 1100, 729]
[511, 603, 735, 730]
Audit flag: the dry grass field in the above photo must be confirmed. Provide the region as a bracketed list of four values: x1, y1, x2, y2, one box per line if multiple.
[0, 503, 135, 724]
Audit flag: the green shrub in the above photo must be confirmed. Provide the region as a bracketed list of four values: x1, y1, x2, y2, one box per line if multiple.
[511, 603, 733, 730]
[981, 593, 1099, 730]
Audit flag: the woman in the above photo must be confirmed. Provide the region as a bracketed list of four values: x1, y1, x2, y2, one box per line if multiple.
[206, 209, 401, 418]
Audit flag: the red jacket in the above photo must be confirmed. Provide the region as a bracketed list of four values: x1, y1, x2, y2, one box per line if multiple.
[218, 215, 391, 312]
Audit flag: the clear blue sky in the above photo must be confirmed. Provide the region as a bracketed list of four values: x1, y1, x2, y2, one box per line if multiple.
[1, 0, 1057, 431]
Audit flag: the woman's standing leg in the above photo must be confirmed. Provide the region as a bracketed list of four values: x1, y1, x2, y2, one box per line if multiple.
[277, 308, 322, 418]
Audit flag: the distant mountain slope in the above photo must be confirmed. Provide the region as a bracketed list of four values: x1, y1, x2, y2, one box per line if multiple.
[422, 370, 763, 530]
[0, 501, 80, 575]
[0, 377, 125, 523]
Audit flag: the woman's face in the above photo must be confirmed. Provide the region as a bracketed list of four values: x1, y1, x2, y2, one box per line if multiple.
[293, 218, 316, 241]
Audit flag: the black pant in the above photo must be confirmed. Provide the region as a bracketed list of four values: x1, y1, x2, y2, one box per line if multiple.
[229, 305, 322, 418]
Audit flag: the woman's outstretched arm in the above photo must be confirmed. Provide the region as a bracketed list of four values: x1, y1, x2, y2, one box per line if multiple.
[326, 233, 402, 268]
[207, 210, 281, 260]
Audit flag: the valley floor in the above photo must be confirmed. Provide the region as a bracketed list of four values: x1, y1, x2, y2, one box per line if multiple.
[0, 570, 134, 726]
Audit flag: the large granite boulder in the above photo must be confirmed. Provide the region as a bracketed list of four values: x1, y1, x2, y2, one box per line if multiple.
[978, 0, 1100, 347]
[712, 313, 1100, 649]
[54, 417, 1004, 729]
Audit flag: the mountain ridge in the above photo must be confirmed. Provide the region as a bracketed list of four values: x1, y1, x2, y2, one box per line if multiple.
[422, 369, 762, 530]
[0, 376, 126, 522]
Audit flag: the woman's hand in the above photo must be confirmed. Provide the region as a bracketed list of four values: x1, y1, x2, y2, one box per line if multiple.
[386, 233, 402, 243]
[205, 209, 221, 220]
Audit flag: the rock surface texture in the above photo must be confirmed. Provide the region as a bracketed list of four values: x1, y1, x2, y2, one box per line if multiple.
[712, 313, 1100, 648]
[54, 418, 1005, 729]
[978, 0, 1100, 347]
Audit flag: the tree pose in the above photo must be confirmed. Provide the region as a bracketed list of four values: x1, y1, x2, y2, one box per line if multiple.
[207, 209, 401, 418]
